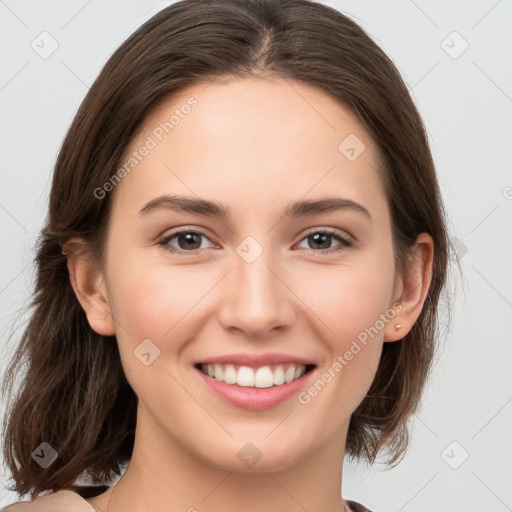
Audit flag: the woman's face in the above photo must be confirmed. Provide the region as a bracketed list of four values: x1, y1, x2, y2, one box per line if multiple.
[90, 76, 404, 472]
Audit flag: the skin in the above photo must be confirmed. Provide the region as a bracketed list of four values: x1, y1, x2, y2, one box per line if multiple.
[65, 75, 433, 512]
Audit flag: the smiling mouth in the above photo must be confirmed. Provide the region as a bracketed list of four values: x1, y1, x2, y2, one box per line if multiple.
[195, 362, 316, 388]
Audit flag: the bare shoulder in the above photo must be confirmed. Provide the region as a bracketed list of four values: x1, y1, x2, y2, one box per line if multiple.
[1, 489, 95, 512]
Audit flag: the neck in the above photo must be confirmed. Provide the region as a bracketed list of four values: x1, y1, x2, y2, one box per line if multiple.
[98, 406, 349, 512]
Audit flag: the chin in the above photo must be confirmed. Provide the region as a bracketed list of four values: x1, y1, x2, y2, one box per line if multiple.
[195, 434, 315, 474]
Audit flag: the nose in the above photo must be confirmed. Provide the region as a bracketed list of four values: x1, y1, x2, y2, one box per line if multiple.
[217, 244, 296, 338]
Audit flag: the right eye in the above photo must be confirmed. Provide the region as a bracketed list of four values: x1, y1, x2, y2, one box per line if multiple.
[157, 230, 215, 255]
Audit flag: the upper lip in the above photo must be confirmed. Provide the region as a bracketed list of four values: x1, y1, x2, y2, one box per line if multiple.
[197, 352, 316, 368]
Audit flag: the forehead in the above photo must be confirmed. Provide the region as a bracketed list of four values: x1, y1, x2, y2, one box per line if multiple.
[111, 76, 387, 222]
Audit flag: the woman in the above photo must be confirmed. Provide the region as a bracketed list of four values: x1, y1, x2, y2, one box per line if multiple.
[1, 0, 449, 510]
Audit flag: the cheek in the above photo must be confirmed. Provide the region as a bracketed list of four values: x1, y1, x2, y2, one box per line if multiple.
[292, 251, 396, 346]
[104, 253, 218, 405]
[107, 254, 215, 342]
[104, 244, 222, 368]
[289, 252, 395, 408]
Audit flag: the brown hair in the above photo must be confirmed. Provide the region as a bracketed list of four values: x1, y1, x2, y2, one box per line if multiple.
[1, 0, 450, 499]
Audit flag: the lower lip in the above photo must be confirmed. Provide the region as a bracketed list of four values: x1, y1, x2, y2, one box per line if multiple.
[195, 366, 316, 411]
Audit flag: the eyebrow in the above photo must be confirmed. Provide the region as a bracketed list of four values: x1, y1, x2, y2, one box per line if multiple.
[139, 194, 372, 220]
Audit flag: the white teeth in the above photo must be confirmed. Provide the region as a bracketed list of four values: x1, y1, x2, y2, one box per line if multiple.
[223, 364, 237, 384]
[254, 367, 274, 388]
[284, 365, 295, 383]
[200, 363, 309, 388]
[214, 364, 223, 381]
[237, 366, 255, 387]
[273, 365, 285, 385]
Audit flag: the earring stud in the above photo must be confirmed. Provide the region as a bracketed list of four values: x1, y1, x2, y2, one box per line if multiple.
[395, 324, 402, 330]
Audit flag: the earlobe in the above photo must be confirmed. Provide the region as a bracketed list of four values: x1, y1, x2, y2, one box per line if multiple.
[63, 238, 116, 336]
[384, 233, 434, 342]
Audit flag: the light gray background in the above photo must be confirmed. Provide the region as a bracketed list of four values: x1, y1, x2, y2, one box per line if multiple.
[1, 1, 511, 510]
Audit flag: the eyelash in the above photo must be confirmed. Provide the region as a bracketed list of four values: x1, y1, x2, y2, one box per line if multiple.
[157, 227, 353, 256]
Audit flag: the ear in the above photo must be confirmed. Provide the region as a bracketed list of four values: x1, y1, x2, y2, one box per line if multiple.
[63, 238, 116, 336]
[383, 233, 434, 342]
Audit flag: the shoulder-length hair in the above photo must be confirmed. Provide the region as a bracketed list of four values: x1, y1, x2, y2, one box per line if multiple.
[2, 0, 449, 499]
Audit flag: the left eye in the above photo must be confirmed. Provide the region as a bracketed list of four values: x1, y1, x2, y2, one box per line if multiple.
[296, 230, 353, 253]
[158, 229, 352, 255]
